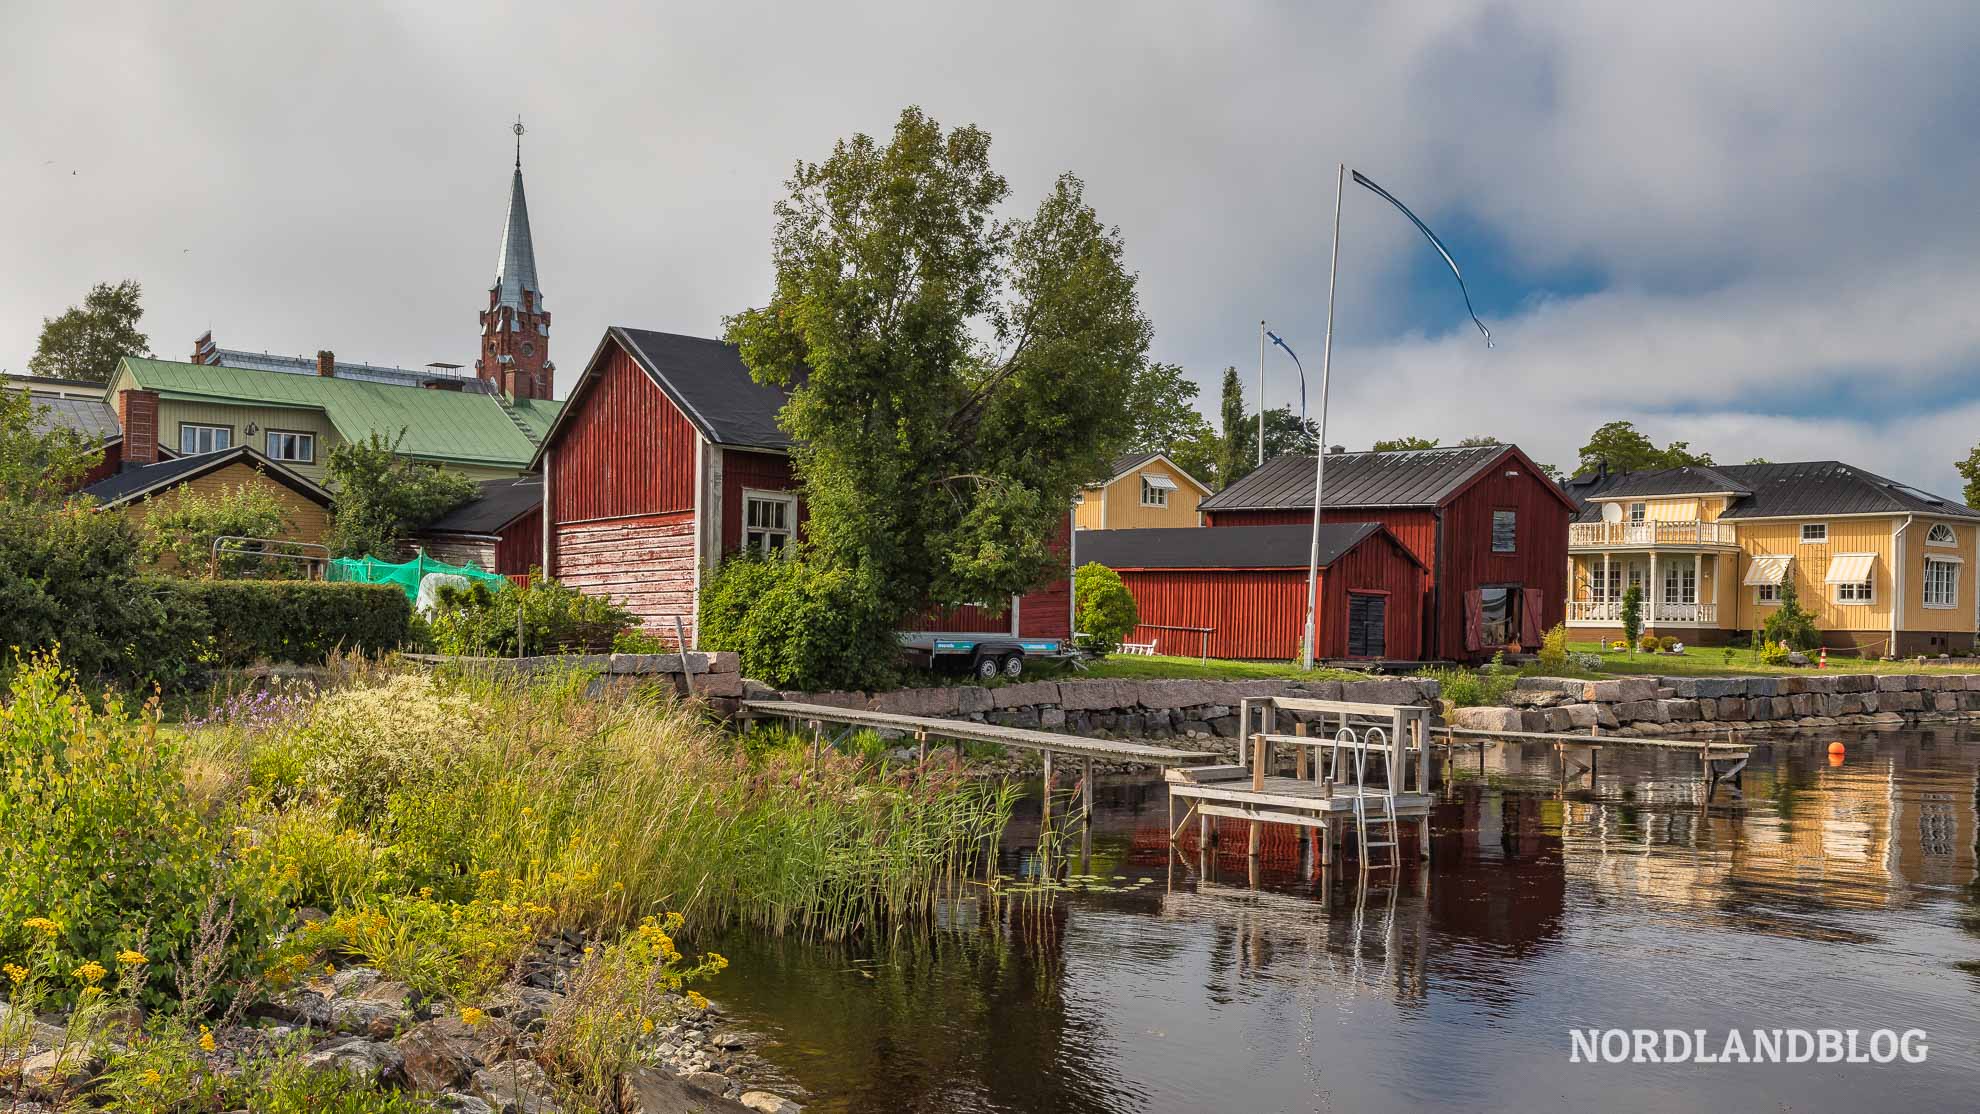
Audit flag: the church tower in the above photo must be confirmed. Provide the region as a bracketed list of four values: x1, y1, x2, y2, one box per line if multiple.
[477, 119, 554, 400]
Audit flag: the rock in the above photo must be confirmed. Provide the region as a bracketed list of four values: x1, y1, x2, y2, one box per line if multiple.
[21, 1045, 94, 1094]
[328, 996, 407, 1039]
[302, 1036, 406, 1087]
[621, 1067, 755, 1113]
[1836, 673, 1876, 693]
[684, 1070, 734, 1094]
[697, 672, 746, 699]
[393, 1018, 482, 1092]
[1039, 708, 1066, 728]
[739, 1092, 805, 1114]
[1785, 652, 1811, 666]
[1561, 703, 1598, 729]
[258, 988, 335, 1027]
[1449, 706, 1522, 732]
[0, 1001, 70, 1049]
[1659, 699, 1700, 722]
[437, 1096, 498, 1114]
[470, 1059, 560, 1114]
[1745, 677, 1780, 698]
[956, 686, 994, 714]
[484, 986, 561, 1029]
[989, 681, 1060, 710]
[1344, 679, 1421, 706]
[1057, 680, 1136, 712]
[1935, 691, 1961, 713]
[870, 687, 961, 717]
[1134, 679, 1217, 710]
[359, 980, 415, 1008]
[709, 1030, 750, 1050]
[1875, 674, 1910, 692]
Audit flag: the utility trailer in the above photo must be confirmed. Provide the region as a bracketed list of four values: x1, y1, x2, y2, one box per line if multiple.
[899, 633, 1068, 680]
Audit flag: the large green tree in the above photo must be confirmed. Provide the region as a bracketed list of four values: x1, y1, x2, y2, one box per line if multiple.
[725, 107, 1149, 637]
[0, 387, 103, 504]
[1575, 420, 1713, 474]
[1956, 445, 1980, 508]
[1124, 361, 1219, 485]
[324, 433, 477, 558]
[29, 280, 152, 384]
[1217, 367, 1250, 489]
[1372, 435, 1439, 452]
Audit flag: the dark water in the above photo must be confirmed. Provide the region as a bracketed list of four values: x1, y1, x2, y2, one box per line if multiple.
[710, 728, 1980, 1113]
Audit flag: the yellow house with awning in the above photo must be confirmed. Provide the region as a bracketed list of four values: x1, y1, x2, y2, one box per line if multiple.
[1563, 461, 1980, 656]
[1074, 452, 1213, 530]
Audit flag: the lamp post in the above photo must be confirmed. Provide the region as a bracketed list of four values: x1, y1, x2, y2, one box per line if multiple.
[1299, 164, 1345, 671]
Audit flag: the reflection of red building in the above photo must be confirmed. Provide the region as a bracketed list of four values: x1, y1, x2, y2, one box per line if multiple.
[1199, 445, 1575, 662]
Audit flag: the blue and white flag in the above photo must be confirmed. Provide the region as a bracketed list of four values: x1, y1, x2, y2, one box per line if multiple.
[1351, 170, 1493, 347]
[1264, 330, 1307, 425]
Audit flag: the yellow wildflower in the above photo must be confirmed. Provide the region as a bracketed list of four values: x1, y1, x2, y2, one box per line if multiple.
[641, 1017, 655, 1034]
[79, 985, 102, 1002]
[72, 960, 106, 984]
[3, 963, 27, 985]
[459, 1007, 486, 1028]
[685, 990, 708, 1010]
[22, 917, 60, 937]
[705, 951, 728, 972]
[198, 1025, 216, 1053]
[140, 1068, 162, 1087]
[324, 963, 337, 977]
[116, 949, 147, 968]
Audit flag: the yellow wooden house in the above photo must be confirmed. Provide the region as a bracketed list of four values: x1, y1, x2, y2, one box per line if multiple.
[1074, 452, 1213, 530]
[1563, 461, 1979, 656]
[79, 446, 335, 570]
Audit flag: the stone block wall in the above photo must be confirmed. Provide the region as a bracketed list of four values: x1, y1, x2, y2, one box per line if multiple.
[1449, 672, 1980, 736]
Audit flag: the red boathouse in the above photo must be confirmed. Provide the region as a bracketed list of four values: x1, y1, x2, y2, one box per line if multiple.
[1075, 523, 1426, 661]
[530, 327, 1069, 641]
[1197, 445, 1574, 661]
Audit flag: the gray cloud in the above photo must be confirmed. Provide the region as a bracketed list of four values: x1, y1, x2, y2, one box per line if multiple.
[4, 2, 1977, 491]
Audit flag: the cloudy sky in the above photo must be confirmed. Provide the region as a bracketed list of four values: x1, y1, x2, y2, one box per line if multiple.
[6, 2, 1979, 492]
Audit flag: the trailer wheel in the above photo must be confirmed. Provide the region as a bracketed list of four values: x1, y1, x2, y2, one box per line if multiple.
[1001, 653, 1025, 679]
[972, 654, 1001, 681]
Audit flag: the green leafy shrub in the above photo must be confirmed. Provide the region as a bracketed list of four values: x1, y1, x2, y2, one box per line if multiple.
[1657, 635, 1679, 653]
[1072, 562, 1139, 656]
[543, 912, 727, 1108]
[699, 549, 901, 690]
[1537, 622, 1569, 669]
[138, 479, 295, 577]
[1430, 652, 1516, 708]
[1620, 583, 1643, 649]
[1763, 576, 1821, 650]
[271, 671, 486, 825]
[428, 576, 637, 656]
[1760, 639, 1792, 665]
[151, 578, 414, 668]
[1638, 632, 1661, 653]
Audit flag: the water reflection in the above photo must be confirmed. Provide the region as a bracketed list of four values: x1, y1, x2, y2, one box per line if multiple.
[711, 726, 1980, 1113]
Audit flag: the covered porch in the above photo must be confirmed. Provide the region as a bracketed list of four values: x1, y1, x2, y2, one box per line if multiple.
[1567, 549, 1729, 629]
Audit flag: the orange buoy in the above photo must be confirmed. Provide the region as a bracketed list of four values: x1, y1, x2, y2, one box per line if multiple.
[1829, 752, 1845, 767]
[1827, 741, 1846, 756]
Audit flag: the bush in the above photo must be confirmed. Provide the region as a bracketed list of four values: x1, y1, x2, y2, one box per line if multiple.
[1620, 584, 1643, 649]
[1638, 632, 1661, 653]
[1072, 562, 1138, 656]
[428, 576, 637, 657]
[138, 479, 295, 577]
[1760, 639, 1792, 665]
[1537, 622, 1568, 669]
[151, 579, 415, 668]
[1763, 576, 1821, 650]
[1431, 652, 1516, 708]
[699, 549, 901, 690]
[324, 433, 476, 559]
[1657, 635, 1679, 653]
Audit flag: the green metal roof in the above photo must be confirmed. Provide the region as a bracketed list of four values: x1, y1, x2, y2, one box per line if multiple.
[115, 357, 561, 468]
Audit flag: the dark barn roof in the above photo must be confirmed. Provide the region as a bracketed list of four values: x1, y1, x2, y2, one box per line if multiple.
[613, 327, 793, 449]
[422, 477, 543, 537]
[1200, 444, 1562, 511]
[80, 446, 330, 508]
[1571, 460, 1980, 522]
[1075, 522, 1418, 570]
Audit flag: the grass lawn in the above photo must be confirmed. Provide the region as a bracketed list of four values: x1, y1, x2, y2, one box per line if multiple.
[1066, 653, 1368, 683]
[1568, 641, 1979, 677]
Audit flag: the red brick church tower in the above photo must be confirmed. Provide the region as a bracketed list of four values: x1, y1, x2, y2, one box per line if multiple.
[477, 119, 554, 400]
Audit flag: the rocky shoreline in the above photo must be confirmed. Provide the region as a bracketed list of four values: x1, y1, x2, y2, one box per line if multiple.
[1452, 672, 1980, 737]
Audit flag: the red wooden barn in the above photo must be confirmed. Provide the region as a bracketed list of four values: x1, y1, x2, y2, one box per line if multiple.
[1075, 523, 1425, 660]
[530, 327, 1069, 641]
[406, 477, 544, 578]
[1197, 444, 1574, 662]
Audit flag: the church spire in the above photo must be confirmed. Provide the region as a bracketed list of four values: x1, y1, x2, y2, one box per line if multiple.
[477, 118, 553, 401]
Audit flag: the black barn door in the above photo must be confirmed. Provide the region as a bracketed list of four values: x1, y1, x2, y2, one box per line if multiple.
[1347, 593, 1386, 658]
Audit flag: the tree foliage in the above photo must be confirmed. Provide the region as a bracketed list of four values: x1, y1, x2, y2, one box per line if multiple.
[324, 433, 477, 559]
[1123, 362, 1219, 486]
[0, 386, 103, 504]
[1575, 420, 1713, 475]
[28, 279, 152, 384]
[1372, 435, 1438, 452]
[1762, 575, 1820, 651]
[723, 106, 1149, 680]
[1072, 562, 1138, 656]
[1217, 367, 1250, 489]
[1957, 444, 1980, 509]
[1620, 583, 1643, 650]
[138, 479, 295, 577]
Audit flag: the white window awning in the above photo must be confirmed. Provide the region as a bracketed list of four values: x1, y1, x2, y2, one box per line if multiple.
[1744, 554, 1792, 586]
[1139, 472, 1180, 491]
[1825, 553, 1877, 584]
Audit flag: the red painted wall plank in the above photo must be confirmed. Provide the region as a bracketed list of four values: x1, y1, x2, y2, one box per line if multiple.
[719, 449, 804, 554]
[555, 511, 697, 634]
[550, 342, 696, 524]
[1435, 454, 1569, 660]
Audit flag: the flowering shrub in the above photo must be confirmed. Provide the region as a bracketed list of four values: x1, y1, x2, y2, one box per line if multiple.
[279, 886, 550, 999]
[280, 671, 486, 824]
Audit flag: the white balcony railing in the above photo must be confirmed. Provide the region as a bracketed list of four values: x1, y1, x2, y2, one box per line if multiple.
[1569, 520, 1738, 548]
[1568, 600, 1719, 625]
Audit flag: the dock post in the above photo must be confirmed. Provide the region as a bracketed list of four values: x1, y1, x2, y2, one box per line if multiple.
[1041, 750, 1054, 831]
[916, 728, 928, 765]
[809, 720, 822, 776]
[1251, 733, 1266, 792]
[1166, 789, 1176, 844]
[1295, 721, 1310, 780]
[1237, 700, 1252, 768]
[1080, 757, 1095, 871]
[1247, 817, 1261, 859]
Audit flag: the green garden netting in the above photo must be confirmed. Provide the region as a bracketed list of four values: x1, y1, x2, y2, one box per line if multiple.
[327, 553, 509, 601]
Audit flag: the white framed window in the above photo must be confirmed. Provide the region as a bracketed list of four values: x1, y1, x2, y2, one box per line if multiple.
[1589, 562, 1622, 602]
[1139, 477, 1169, 507]
[743, 490, 797, 554]
[1927, 523, 1958, 547]
[1755, 583, 1780, 604]
[266, 430, 315, 463]
[1923, 557, 1960, 609]
[1628, 502, 1647, 524]
[1663, 563, 1696, 605]
[1834, 577, 1873, 604]
[1491, 509, 1517, 553]
[1800, 523, 1827, 543]
[179, 423, 232, 455]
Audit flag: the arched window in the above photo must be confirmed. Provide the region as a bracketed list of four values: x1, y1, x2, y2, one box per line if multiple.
[1927, 523, 1957, 546]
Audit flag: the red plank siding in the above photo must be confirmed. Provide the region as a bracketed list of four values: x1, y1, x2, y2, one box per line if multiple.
[1313, 531, 1426, 661]
[719, 449, 803, 554]
[1202, 508, 1438, 571]
[555, 512, 697, 633]
[910, 519, 1073, 642]
[1435, 457, 1570, 660]
[493, 507, 542, 576]
[551, 342, 697, 524]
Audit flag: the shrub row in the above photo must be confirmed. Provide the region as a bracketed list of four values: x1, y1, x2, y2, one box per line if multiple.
[152, 579, 415, 670]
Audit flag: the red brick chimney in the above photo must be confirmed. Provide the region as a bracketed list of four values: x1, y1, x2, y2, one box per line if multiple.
[316, 350, 335, 377]
[118, 389, 160, 464]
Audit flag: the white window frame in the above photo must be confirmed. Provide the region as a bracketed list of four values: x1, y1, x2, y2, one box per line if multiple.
[1627, 502, 1647, 524]
[265, 429, 315, 464]
[1833, 576, 1874, 605]
[179, 422, 232, 455]
[1139, 477, 1169, 507]
[1800, 522, 1827, 544]
[1663, 563, 1696, 605]
[1926, 523, 1958, 547]
[742, 489, 798, 555]
[1922, 556, 1960, 609]
[1755, 582, 1780, 605]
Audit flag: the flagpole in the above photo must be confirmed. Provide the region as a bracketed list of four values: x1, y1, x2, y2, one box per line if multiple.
[1256, 320, 1266, 468]
[1301, 163, 1345, 670]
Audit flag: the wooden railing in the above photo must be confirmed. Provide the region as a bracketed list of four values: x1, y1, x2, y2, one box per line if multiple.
[1569, 520, 1737, 547]
[1568, 600, 1718, 625]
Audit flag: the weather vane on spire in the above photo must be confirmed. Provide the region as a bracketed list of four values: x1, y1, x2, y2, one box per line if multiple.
[513, 116, 524, 167]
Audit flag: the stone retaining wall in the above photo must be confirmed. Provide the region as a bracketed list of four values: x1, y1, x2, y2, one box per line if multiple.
[759, 676, 1442, 742]
[1450, 672, 1980, 736]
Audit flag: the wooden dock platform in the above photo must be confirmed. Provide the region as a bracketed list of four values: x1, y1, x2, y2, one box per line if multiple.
[740, 700, 1220, 766]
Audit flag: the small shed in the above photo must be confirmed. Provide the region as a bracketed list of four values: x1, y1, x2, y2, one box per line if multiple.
[407, 476, 543, 578]
[1074, 523, 1426, 661]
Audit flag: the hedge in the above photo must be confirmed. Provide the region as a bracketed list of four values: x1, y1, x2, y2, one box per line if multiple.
[149, 579, 416, 669]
